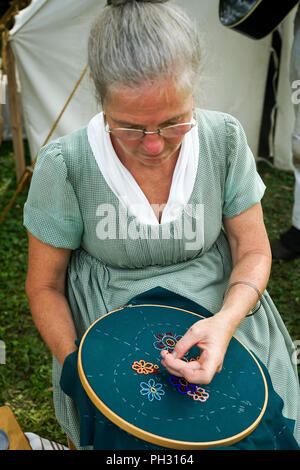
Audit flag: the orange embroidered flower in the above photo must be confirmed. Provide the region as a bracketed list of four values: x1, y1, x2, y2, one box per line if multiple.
[189, 356, 201, 362]
[132, 360, 159, 375]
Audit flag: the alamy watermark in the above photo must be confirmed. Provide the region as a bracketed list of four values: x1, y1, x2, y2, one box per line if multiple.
[292, 340, 300, 366]
[0, 74, 7, 105]
[0, 340, 5, 364]
[291, 80, 300, 105]
[95, 201, 204, 251]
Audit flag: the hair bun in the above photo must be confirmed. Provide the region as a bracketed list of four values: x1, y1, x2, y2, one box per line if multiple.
[107, 0, 169, 6]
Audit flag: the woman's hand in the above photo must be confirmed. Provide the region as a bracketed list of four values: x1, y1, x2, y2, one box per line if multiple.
[160, 314, 234, 384]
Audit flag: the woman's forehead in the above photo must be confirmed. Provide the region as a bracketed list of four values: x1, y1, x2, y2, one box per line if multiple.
[104, 80, 193, 125]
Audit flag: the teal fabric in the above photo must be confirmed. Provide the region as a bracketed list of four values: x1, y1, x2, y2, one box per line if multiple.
[60, 287, 299, 450]
[23, 109, 300, 449]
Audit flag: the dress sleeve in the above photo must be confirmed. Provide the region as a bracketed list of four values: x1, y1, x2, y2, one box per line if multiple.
[23, 140, 83, 249]
[222, 115, 266, 218]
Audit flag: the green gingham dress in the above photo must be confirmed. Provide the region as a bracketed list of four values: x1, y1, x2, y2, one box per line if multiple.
[23, 109, 300, 449]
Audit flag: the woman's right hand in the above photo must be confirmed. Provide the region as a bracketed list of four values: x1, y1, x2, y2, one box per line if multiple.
[160, 313, 235, 384]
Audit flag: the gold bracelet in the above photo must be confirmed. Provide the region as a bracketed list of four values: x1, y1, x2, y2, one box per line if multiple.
[223, 281, 262, 317]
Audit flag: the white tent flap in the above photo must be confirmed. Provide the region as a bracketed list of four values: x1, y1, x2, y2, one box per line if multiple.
[8, 0, 277, 162]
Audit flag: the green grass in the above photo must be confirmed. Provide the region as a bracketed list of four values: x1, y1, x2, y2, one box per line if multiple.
[258, 160, 300, 337]
[0, 141, 67, 445]
[0, 143, 299, 446]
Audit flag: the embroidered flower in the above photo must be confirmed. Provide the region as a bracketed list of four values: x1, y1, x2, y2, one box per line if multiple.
[132, 360, 160, 375]
[132, 360, 158, 375]
[153, 332, 182, 353]
[189, 356, 201, 362]
[169, 375, 197, 394]
[187, 386, 210, 402]
[140, 378, 165, 402]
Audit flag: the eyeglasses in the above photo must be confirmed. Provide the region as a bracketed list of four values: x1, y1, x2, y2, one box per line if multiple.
[104, 113, 197, 141]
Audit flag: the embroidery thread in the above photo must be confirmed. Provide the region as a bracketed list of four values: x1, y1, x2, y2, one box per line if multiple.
[189, 356, 201, 362]
[153, 332, 182, 353]
[132, 360, 160, 375]
[140, 378, 165, 402]
[187, 386, 210, 402]
[169, 375, 197, 394]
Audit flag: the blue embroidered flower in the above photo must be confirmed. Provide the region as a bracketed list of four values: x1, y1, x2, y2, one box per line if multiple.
[140, 378, 165, 402]
[169, 375, 197, 394]
[153, 332, 182, 353]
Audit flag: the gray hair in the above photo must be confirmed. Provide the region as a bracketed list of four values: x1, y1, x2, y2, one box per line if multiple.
[88, 0, 202, 104]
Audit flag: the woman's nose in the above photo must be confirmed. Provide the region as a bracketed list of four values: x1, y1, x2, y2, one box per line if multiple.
[141, 133, 165, 155]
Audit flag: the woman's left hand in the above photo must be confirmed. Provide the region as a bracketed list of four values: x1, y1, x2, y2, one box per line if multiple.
[160, 314, 234, 384]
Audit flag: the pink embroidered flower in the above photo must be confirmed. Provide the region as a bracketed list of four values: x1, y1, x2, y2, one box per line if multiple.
[187, 386, 209, 402]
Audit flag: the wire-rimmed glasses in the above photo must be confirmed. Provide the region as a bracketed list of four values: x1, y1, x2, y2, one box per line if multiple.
[104, 113, 197, 141]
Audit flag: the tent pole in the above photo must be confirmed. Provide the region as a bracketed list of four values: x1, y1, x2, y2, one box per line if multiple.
[6, 39, 25, 183]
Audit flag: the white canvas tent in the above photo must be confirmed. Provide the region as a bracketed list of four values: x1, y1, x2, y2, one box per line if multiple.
[5, 0, 298, 171]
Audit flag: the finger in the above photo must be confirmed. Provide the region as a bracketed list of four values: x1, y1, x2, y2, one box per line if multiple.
[160, 359, 183, 377]
[181, 350, 219, 384]
[172, 322, 203, 359]
[160, 351, 187, 375]
[161, 353, 202, 379]
[160, 351, 197, 377]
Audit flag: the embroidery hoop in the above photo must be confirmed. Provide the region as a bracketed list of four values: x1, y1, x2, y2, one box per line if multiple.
[78, 304, 268, 450]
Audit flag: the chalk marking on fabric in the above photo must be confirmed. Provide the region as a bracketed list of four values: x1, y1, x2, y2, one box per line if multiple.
[241, 400, 252, 407]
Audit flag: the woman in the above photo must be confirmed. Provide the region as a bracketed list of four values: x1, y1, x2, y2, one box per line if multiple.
[23, 0, 300, 449]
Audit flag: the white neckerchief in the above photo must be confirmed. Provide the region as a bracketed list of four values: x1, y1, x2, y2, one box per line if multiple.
[87, 112, 199, 225]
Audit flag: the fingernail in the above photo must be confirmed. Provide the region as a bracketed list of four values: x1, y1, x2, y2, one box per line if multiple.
[172, 351, 177, 359]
